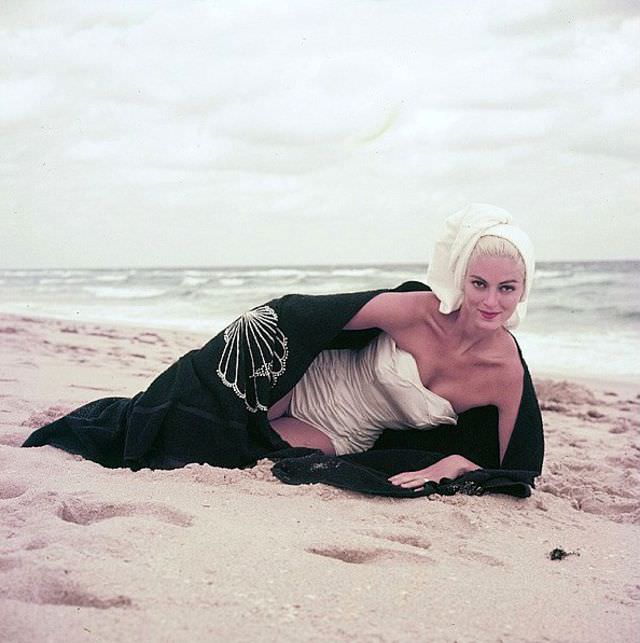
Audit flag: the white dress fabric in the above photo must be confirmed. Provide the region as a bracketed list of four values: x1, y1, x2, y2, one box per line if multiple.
[287, 333, 458, 456]
[425, 203, 535, 329]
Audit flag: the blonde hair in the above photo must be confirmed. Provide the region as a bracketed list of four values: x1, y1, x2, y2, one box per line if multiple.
[470, 235, 524, 266]
[468, 235, 526, 284]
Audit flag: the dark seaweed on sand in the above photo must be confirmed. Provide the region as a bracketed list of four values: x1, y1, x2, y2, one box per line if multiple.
[549, 547, 580, 560]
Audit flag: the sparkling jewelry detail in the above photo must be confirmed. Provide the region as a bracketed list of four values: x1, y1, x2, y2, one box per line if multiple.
[217, 305, 288, 412]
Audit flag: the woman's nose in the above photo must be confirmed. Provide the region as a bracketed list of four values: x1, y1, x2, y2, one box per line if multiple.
[483, 289, 498, 307]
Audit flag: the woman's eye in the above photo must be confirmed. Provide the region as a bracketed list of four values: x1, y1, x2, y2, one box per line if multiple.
[472, 280, 485, 288]
[500, 285, 515, 293]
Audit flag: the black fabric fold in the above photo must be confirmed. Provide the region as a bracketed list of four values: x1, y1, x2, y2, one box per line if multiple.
[271, 450, 535, 498]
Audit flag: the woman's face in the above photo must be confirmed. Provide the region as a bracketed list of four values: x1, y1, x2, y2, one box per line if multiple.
[462, 255, 525, 328]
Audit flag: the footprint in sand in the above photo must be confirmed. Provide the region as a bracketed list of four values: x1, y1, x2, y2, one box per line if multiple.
[135, 332, 166, 345]
[442, 508, 482, 534]
[57, 498, 193, 528]
[355, 529, 503, 567]
[0, 563, 132, 609]
[68, 384, 116, 392]
[21, 405, 72, 429]
[0, 481, 28, 500]
[306, 545, 433, 565]
[357, 529, 433, 551]
[0, 557, 22, 572]
[605, 584, 640, 608]
[456, 545, 506, 568]
[609, 418, 631, 434]
[24, 539, 48, 551]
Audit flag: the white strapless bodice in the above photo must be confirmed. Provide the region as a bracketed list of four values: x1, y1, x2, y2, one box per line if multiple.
[287, 333, 458, 455]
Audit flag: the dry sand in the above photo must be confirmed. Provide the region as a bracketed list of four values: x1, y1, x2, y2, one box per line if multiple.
[1, 313, 639, 642]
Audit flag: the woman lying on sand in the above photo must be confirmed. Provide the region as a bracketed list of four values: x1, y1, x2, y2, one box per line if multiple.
[23, 204, 544, 494]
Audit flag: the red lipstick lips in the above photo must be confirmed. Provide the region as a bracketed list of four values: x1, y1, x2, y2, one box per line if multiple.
[479, 310, 500, 320]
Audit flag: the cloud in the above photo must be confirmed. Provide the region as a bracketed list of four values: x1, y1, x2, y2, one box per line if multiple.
[496, 0, 640, 35]
[0, 0, 638, 267]
[0, 76, 56, 122]
[564, 89, 640, 159]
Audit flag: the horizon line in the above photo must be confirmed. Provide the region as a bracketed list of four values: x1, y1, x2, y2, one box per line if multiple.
[1, 258, 639, 272]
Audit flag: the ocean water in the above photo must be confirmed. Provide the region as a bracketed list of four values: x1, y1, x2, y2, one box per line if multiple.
[0, 262, 638, 382]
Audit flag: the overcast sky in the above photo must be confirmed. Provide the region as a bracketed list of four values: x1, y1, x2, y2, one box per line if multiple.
[1, 0, 639, 268]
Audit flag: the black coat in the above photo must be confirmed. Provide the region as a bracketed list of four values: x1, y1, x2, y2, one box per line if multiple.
[23, 282, 544, 497]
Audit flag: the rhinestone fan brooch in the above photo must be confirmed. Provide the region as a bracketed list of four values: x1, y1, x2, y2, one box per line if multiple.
[216, 305, 288, 412]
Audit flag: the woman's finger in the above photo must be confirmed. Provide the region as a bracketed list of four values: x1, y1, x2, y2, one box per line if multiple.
[388, 475, 404, 484]
[389, 476, 418, 485]
[400, 477, 431, 488]
[388, 471, 422, 484]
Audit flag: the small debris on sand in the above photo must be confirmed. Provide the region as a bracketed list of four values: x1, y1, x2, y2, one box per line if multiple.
[549, 547, 580, 561]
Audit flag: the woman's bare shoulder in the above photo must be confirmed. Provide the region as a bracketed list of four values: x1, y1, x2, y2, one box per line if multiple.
[491, 333, 525, 394]
[421, 290, 441, 309]
[494, 332, 524, 366]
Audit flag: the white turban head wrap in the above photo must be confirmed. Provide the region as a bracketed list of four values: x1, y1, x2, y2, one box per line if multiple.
[425, 203, 535, 329]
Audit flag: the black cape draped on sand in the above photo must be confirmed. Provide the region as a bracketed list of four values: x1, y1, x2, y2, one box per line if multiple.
[23, 281, 544, 498]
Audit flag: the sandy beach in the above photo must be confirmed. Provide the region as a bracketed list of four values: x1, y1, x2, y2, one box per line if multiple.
[1, 313, 638, 642]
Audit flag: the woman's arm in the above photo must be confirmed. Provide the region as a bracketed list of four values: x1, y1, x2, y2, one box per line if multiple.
[388, 361, 524, 488]
[343, 291, 432, 333]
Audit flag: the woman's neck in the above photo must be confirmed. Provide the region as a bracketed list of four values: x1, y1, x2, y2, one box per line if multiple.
[446, 308, 502, 355]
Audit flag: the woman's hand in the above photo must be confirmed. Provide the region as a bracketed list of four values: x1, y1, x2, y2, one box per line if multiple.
[388, 454, 481, 490]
